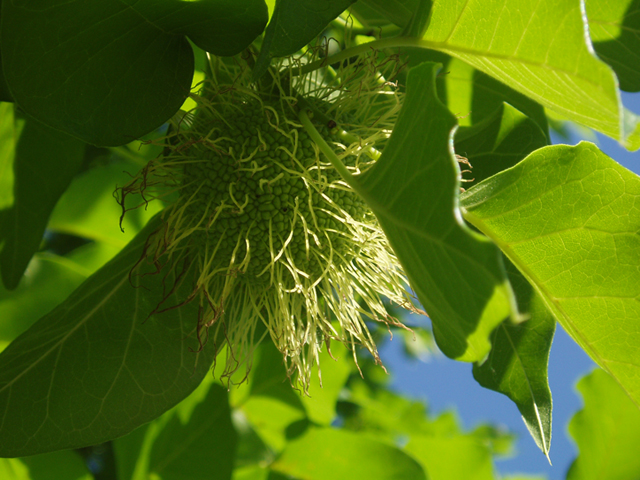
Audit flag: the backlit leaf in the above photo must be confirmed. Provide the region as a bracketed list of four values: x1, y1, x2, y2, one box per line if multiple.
[462, 141, 640, 408]
[587, 0, 640, 92]
[567, 368, 640, 480]
[417, 0, 638, 148]
[271, 427, 427, 480]
[356, 62, 518, 362]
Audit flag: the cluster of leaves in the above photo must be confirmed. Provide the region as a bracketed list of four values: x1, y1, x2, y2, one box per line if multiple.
[1, 0, 639, 478]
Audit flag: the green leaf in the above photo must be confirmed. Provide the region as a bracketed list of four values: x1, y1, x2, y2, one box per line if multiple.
[567, 368, 640, 480]
[0, 214, 216, 456]
[0, 103, 22, 210]
[473, 259, 555, 458]
[115, 382, 237, 480]
[417, 0, 637, 148]
[461, 141, 640, 408]
[0, 450, 91, 480]
[1, 0, 267, 146]
[241, 342, 307, 451]
[299, 341, 352, 425]
[0, 115, 85, 289]
[0, 254, 89, 353]
[406, 50, 549, 138]
[271, 427, 428, 480]
[119, 0, 268, 57]
[48, 159, 164, 248]
[587, 0, 640, 92]
[254, 0, 355, 78]
[359, 0, 419, 27]
[357, 62, 518, 362]
[455, 103, 549, 186]
[405, 434, 495, 480]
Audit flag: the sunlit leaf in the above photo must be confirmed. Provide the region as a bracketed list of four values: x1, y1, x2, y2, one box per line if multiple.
[405, 434, 495, 480]
[587, 0, 640, 92]
[462, 141, 640, 408]
[271, 427, 427, 480]
[417, 0, 637, 148]
[1, 0, 267, 145]
[0, 115, 85, 289]
[567, 368, 640, 480]
[0, 215, 216, 456]
[300, 341, 352, 425]
[356, 61, 518, 362]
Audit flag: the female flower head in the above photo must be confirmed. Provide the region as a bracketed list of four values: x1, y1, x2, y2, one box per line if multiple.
[119, 49, 423, 392]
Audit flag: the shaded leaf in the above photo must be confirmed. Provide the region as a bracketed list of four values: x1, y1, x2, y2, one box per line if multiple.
[473, 259, 555, 458]
[0, 450, 91, 480]
[0, 215, 216, 456]
[418, 0, 637, 148]
[588, 0, 640, 92]
[567, 368, 640, 480]
[1, 0, 267, 145]
[271, 427, 427, 480]
[461, 141, 640, 408]
[0, 254, 89, 352]
[115, 382, 236, 480]
[455, 103, 549, 186]
[0, 115, 85, 289]
[356, 62, 517, 362]
[254, 0, 355, 78]
[359, 0, 419, 28]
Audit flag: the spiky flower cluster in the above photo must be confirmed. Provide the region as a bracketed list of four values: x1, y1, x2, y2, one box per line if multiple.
[120, 50, 421, 391]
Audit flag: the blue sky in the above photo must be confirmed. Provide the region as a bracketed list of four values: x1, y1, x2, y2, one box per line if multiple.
[380, 91, 640, 479]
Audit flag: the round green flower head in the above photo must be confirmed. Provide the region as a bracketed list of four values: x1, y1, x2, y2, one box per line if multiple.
[120, 50, 422, 391]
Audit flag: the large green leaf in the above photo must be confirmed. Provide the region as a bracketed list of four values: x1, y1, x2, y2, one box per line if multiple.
[461, 142, 640, 408]
[473, 259, 555, 458]
[415, 0, 637, 148]
[355, 62, 518, 362]
[271, 427, 428, 480]
[0, 254, 89, 353]
[587, 0, 640, 92]
[567, 368, 640, 480]
[254, 0, 355, 78]
[455, 103, 549, 186]
[115, 381, 236, 480]
[0, 0, 267, 146]
[0, 115, 85, 289]
[406, 50, 549, 139]
[0, 215, 216, 457]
